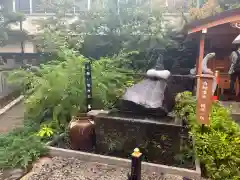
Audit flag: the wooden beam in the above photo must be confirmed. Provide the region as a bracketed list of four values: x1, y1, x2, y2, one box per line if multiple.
[196, 29, 207, 97]
[197, 29, 206, 75]
[188, 15, 240, 34]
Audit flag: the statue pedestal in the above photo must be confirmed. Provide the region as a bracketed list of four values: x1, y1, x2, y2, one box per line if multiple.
[93, 112, 189, 167]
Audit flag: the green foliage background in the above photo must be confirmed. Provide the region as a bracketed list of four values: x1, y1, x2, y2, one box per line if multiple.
[8, 49, 135, 132]
[2, 0, 240, 173]
[0, 4, 25, 46]
[174, 92, 240, 180]
[34, 0, 190, 72]
[0, 125, 48, 169]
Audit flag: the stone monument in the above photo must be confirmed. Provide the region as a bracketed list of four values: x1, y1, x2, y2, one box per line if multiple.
[88, 54, 196, 166]
[118, 54, 195, 117]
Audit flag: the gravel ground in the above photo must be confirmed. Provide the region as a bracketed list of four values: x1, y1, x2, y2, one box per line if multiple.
[26, 157, 184, 180]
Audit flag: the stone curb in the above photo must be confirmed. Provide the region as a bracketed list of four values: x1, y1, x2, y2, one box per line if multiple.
[46, 146, 202, 180]
[0, 95, 24, 117]
[20, 172, 36, 180]
[20, 157, 53, 180]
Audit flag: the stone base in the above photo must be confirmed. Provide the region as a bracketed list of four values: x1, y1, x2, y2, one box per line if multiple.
[93, 113, 189, 167]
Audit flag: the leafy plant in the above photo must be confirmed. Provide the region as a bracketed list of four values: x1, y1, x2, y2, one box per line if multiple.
[0, 5, 25, 46]
[174, 92, 240, 180]
[37, 125, 54, 138]
[189, 0, 222, 20]
[218, 0, 240, 10]
[7, 68, 37, 94]
[0, 127, 48, 169]
[8, 48, 135, 133]
[34, 0, 180, 72]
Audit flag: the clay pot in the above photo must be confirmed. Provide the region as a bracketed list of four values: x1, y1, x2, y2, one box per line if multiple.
[68, 115, 95, 151]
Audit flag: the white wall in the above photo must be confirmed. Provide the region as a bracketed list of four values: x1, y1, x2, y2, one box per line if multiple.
[0, 43, 22, 53]
[0, 41, 35, 53]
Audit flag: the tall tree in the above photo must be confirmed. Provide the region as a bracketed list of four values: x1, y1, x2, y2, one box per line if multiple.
[34, 0, 190, 71]
[218, 0, 240, 10]
[0, 3, 25, 46]
[189, 0, 222, 20]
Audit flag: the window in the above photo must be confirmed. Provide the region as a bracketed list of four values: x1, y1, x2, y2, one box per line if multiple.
[198, 0, 205, 7]
[15, 0, 30, 14]
[13, 0, 98, 15]
[31, 0, 89, 14]
[45, 0, 55, 13]
[1, 0, 13, 11]
[165, 0, 190, 12]
[75, 0, 89, 13]
[32, 0, 45, 13]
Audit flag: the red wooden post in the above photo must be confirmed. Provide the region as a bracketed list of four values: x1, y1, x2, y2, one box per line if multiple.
[197, 31, 206, 76]
[196, 29, 207, 98]
[196, 28, 214, 125]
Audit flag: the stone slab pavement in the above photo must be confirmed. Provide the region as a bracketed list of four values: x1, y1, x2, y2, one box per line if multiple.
[0, 102, 24, 134]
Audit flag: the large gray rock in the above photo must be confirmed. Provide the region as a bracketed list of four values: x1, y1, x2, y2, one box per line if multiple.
[118, 75, 195, 117]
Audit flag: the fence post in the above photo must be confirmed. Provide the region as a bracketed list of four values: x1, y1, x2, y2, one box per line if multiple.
[128, 148, 142, 180]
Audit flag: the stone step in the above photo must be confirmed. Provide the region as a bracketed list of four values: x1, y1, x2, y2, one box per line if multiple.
[220, 101, 240, 124]
[231, 113, 240, 124]
[221, 101, 240, 113]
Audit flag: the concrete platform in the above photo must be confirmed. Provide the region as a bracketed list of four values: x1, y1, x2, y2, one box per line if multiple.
[220, 101, 240, 124]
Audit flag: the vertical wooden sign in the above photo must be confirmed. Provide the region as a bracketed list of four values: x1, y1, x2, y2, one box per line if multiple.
[85, 62, 92, 112]
[196, 75, 214, 125]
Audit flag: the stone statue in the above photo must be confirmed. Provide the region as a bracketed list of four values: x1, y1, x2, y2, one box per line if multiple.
[119, 54, 173, 117]
[155, 54, 164, 70]
[146, 54, 171, 80]
[190, 52, 217, 94]
[190, 52, 216, 75]
[119, 53, 195, 117]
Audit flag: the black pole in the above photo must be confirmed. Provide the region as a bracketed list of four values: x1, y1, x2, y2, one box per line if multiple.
[85, 61, 92, 112]
[129, 148, 142, 180]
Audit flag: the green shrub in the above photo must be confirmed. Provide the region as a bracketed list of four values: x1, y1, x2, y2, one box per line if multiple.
[8, 49, 135, 133]
[0, 127, 48, 169]
[36, 124, 54, 143]
[174, 92, 240, 180]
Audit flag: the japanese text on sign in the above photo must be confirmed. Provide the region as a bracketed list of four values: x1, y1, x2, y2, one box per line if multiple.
[196, 76, 213, 125]
[202, 81, 208, 99]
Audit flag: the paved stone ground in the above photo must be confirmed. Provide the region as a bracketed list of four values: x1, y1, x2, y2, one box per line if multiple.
[0, 102, 24, 134]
